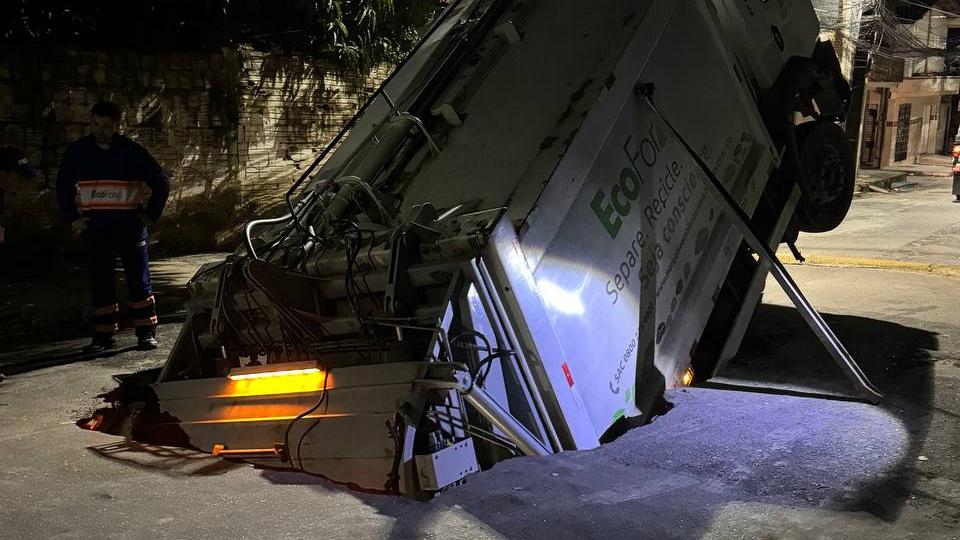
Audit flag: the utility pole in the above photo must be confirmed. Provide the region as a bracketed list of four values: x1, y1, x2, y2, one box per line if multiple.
[846, 45, 872, 174]
[840, 0, 871, 175]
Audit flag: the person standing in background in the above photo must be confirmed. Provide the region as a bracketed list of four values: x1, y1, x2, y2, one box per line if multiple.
[0, 146, 41, 245]
[57, 102, 170, 352]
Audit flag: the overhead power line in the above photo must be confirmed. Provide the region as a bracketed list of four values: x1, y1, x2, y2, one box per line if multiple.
[815, 0, 960, 67]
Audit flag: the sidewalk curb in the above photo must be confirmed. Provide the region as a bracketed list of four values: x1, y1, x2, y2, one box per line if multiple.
[778, 254, 960, 279]
[856, 171, 907, 193]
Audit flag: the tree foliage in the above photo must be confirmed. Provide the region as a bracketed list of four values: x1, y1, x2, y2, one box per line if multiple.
[1, 0, 441, 69]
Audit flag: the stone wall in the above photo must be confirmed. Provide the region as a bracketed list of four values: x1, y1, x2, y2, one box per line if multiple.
[0, 45, 389, 253]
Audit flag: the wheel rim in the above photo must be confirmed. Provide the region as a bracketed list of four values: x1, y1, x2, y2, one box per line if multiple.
[805, 143, 846, 205]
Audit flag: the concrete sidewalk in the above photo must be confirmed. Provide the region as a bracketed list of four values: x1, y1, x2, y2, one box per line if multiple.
[865, 154, 954, 178]
[856, 154, 953, 193]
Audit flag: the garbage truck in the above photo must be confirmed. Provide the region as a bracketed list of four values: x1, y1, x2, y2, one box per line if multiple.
[106, 0, 882, 498]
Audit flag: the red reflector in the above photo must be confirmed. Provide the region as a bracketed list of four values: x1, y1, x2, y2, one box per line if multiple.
[561, 362, 575, 387]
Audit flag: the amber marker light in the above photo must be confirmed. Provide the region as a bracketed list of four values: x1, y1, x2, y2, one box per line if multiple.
[680, 367, 695, 387]
[220, 361, 329, 398]
[227, 361, 320, 381]
[228, 367, 321, 381]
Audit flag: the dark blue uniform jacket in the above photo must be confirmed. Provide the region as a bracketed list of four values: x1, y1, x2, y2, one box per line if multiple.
[57, 134, 170, 236]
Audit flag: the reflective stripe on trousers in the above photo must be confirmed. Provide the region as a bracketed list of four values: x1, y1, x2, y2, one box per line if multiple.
[91, 303, 119, 335]
[130, 295, 158, 328]
[89, 228, 157, 337]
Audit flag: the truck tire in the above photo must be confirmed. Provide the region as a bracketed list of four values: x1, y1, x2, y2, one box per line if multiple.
[794, 120, 854, 233]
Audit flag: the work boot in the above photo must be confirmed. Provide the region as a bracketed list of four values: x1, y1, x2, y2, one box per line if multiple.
[83, 334, 117, 354]
[137, 331, 159, 351]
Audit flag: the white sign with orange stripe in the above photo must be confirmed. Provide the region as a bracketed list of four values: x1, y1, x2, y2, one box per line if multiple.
[78, 180, 145, 211]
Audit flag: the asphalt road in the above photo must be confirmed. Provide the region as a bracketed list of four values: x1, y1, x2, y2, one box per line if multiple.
[789, 174, 960, 267]
[1, 179, 959, 539]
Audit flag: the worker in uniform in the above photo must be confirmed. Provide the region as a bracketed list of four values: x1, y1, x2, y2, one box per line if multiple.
[57, 102, 170, 352]
[952, 140, 960, 203]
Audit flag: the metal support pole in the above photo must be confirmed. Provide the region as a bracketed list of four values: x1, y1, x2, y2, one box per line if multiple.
[468, 260, 561, 452]
[463, 385, 551, 457]
[474, 260, 563, 452]
[643, 95, 883, 404]
[423, 367, 550, 457]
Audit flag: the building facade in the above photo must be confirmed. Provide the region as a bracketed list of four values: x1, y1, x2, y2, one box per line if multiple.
[813, 0, 866, 81]
[859, 2, 960, 168]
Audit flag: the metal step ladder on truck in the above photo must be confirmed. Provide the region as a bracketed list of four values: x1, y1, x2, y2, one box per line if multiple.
[108, 0, 883, 498]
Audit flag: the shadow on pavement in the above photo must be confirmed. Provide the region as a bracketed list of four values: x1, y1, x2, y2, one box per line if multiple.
[722, 303, 937, 523]
[0, 252, 226, 370]
[1, 345, 139, 376]
[87, 440, 243, 477]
